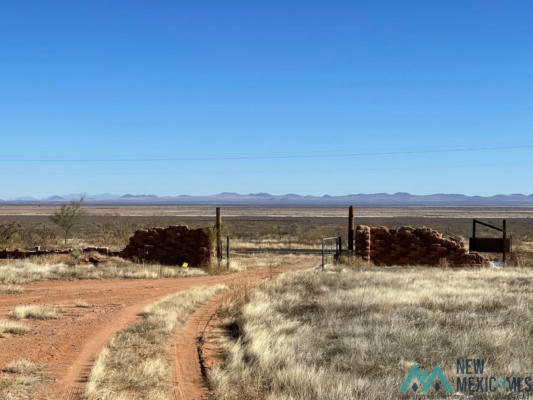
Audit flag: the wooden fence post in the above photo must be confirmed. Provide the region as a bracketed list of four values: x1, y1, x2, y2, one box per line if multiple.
[216, 207, 222, 262]
[502, 219, 507, 263]
[348, 206, 355, 254]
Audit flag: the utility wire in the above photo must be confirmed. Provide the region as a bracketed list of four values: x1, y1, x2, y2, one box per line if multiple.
[0, 143, 532, 162]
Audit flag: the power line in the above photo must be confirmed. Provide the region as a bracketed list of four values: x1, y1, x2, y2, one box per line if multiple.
[0, 143, 532, 162]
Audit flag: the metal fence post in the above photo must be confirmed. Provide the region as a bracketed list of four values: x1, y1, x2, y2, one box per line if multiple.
[348, 206, 354, 253]
[226, 236, 231, 270]
[322, 238, 325, 271]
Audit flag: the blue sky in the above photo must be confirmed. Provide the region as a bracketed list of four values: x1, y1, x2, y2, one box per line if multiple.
[1, 1, 532, 198]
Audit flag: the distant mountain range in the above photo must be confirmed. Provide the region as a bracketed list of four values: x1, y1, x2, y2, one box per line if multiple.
[1, 192, 533, 206]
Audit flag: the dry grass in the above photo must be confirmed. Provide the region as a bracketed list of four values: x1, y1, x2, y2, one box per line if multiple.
[0, 360, 46, 400]
[8, 305, 63, 320]
[0, 320, 31, 337]
[0, 257, 205, 285]
[227, 253, 315, 272]
[0, 284, 24, 294]
[209, 265, 533, 400]
[232, 240, 320, 250]
[507, 241, 533, 267]
[2, 360, 40, 376]
[202, 253, 315, 277]
[81, 284, 228, 400]
[75, 300, 91, 308]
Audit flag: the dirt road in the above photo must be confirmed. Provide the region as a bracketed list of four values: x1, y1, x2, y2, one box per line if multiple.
[0, 258, 317, 399]
[172, 291, 232, 400]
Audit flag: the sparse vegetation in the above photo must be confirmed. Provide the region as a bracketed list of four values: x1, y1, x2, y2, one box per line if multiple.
[204, 253, 303, 275]
[227, 253, 315, 272]
[0, 320, 31, 337]
[209, 266, 533, 400]
[0, 221, 58, 250]
[75, 300, 91, 308]
[3, 207, 533, 252]
[82, 284, 228, 400]
[49, 197, 87, 245]
[8, 305, 63, 320]
[0, 253, 311, 285]
[0, 360, 46, 400]
[2, 360, 41, 376]
[0, 284, 24, 294]
[0, 257, 205, 285]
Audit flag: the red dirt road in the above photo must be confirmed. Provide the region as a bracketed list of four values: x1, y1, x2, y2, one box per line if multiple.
[0, 258, 317, 399]
[172, 292, 229, 400]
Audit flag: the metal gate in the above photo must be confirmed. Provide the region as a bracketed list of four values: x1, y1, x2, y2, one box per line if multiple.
[469, 219, 511, 262]
[322, 236, 342, 270]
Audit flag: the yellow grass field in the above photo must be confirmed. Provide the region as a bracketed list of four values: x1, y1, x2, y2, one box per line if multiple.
[209, 264, 533, 400]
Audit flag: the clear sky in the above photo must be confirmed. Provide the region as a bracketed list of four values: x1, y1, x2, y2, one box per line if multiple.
[1, 1, 532, 198]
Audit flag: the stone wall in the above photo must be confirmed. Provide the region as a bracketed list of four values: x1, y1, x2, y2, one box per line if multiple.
[120, 225, 212, 266]
[0, 226, 212, 267]
[355, 225, 486, 266]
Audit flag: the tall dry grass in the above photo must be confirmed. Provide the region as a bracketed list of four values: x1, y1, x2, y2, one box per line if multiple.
[0, 257, 204, 285]
[0, 360, 46, 400]
[0, 284, 24, 294]
[226, 253, 316, 272]
[209, 265, 533, 400]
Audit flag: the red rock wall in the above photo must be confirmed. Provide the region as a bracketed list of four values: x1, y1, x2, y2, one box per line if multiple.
[0, 226, 212, 267]
[120, 225, 212, 266]
[355, 225, 485, 266]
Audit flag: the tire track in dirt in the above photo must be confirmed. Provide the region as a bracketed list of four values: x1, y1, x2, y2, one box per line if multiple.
[171, 258, 317, 400]
[172, 293, 228, 400]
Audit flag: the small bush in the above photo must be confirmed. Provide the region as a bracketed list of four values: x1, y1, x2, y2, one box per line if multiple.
[0, 284, 24, 294]
[0, 320, 31, 337]
[8, 305, 63, 320]
[3, 360, 40, 375]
